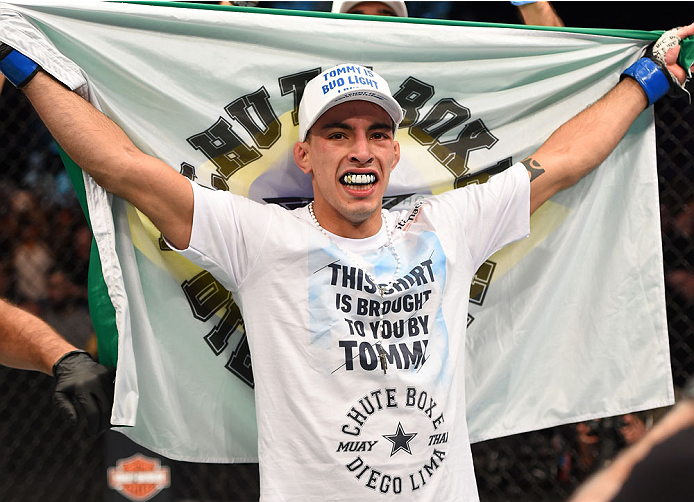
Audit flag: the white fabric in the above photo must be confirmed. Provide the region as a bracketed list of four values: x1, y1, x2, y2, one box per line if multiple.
[0, 7, 87, 96]
[174, 163, 529, 501]
[0, 1, 673, 465]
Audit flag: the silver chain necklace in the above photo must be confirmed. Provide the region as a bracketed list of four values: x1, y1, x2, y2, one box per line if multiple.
[308, 201, 401, 373]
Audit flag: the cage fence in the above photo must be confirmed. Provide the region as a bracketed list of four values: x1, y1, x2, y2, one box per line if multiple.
[0, 78, 692, 501]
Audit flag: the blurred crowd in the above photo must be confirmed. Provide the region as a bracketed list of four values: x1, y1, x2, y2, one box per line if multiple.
[0, 82, 97, 355]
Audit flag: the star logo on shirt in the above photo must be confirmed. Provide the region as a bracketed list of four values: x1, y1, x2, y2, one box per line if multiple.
[382, 422, 417, 456]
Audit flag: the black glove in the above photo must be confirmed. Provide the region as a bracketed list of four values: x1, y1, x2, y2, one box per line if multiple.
[52, 350, 116, 437]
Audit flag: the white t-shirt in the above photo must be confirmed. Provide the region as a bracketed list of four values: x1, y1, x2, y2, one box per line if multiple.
[175, 162, 530, 501]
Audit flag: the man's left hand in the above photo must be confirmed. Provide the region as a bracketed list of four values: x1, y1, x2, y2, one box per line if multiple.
[662, 22, 694, 84]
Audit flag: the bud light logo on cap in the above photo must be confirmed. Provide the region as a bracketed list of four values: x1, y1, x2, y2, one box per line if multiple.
[321, 65, 380, 95]
[298, 63, 404, 142]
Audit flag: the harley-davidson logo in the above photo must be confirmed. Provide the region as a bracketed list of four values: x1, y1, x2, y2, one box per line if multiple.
[107, 453, 171, 501]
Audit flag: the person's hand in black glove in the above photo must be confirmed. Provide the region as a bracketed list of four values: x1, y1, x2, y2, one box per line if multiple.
[0, 298, 116, 436]
[52, 350, 116, 437]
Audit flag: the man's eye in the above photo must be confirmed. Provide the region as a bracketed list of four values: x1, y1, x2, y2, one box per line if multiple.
[329, 132, 345, 139]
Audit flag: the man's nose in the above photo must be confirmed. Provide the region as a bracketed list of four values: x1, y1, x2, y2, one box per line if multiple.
[349, 133, 374, 165]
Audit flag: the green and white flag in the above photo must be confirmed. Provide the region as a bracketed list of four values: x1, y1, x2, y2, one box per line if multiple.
[2, 1, 686, 462]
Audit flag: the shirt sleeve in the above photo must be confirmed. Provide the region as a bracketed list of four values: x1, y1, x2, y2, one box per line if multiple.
[163, 179, 273, 292]
[434, 162, 530, 268]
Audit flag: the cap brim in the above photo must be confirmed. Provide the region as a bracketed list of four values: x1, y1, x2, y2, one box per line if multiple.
[301, 90, 403, 141]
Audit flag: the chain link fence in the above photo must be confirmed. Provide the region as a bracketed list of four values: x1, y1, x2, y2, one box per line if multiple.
[1, 29, 693, 502]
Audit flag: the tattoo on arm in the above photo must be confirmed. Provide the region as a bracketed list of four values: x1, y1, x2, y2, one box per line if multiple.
[521, 157, 545, 182]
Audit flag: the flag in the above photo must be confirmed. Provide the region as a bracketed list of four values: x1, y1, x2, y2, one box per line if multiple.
[2, 1, 686, 462]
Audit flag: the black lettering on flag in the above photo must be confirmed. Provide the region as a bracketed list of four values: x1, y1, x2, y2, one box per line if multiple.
[392, 76, 435, 129]
[210, 173, 230, 192]
[262, 196, 312, 210]
[187, 117, 261, 179]
[409, 98, 470, 146]
[429, 118, 498, 179]
[224, 87, 281, 149]
[179, 161, 197, 180]
[469, 260, 496, 306]
[382, 193, 415, 210]
[454, 156, 513, 189]
[181, 271, 254, 388]
[205, 300, 243, 355]
[158, 235, 172, 251]
[225, 332, 254, 388]
[182, 271, 230, 323]
[278, 68, 322, 125]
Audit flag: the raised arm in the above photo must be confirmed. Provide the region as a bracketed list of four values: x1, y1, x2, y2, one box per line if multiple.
[515, 1, 564, 27]
[0, 38, 194, 249]
[526, 78, 646, 214]
[21, 70, 194, 249]
[525, 23, 694, 215]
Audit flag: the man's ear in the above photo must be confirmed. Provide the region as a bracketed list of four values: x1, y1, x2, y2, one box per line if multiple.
[391, 140, 401, 173]
[293, 141, 312, 175]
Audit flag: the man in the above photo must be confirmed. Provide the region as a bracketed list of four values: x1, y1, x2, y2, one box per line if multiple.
[511, 0, 564, 26]
[332, 1, 408, 17]
[332, 0, 564, 26]
[0, 297, 114, 436]
[571, 379, 694, 502]
[1, 21, 692, 501]
[42, 268, 94, 350]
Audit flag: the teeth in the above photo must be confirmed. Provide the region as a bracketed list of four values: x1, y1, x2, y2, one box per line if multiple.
[342, 173, 376, 185]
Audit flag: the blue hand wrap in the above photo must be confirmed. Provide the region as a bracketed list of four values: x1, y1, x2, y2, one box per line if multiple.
[621, 57, 671, 107]
[0, 43, 39, 88]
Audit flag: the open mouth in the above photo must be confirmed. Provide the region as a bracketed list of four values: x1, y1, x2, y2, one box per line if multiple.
[340, 173, 377, 191]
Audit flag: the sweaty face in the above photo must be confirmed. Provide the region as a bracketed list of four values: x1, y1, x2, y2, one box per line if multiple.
[293, 101, 400, 238]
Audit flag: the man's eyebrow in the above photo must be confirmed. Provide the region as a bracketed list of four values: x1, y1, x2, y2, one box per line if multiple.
[319, 121, 394, 132]
[321, 122, 352, 131]
[368, 122, 394, 131]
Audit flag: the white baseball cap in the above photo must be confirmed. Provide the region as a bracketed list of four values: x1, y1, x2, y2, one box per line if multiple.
[331, 1, 408, 17]
[298, 63, 404, 141]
